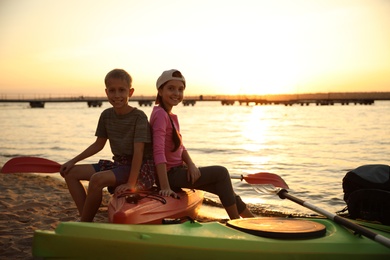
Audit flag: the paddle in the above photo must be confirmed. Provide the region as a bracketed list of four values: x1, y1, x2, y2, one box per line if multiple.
[231, 172, 289, 190]
[234, 172, 390, 249]
[1, 157, 61, 173]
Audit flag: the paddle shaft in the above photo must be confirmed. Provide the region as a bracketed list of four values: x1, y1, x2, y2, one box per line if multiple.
[278, 189, 390, 249]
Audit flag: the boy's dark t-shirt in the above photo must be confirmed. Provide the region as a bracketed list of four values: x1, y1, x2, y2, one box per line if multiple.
[95, 107, 152, 161]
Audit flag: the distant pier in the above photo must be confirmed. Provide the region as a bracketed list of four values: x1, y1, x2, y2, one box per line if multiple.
[0, 92, 389, 108]
[194, 92, 388, 106]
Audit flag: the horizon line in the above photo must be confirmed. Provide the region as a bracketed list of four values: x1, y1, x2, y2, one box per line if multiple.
[1, 90, 390, 98]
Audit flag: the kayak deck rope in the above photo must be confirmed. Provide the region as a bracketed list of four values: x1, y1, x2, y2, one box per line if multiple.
[118, 191, 167, 205]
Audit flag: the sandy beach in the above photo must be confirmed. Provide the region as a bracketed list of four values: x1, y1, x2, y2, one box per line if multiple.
[0, 173, 111, 259]
[0, 172, 228, 259]
[0, 170, 290, 259]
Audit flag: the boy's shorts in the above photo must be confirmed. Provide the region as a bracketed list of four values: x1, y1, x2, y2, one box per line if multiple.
[92, 159, 155, 194]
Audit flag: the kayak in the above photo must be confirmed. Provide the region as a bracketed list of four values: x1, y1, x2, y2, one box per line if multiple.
[108, 188, 204, 224]
[32, 217, 390, 259]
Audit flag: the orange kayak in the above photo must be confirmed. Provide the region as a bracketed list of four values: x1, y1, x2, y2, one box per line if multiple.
[108, 188, 204, 224]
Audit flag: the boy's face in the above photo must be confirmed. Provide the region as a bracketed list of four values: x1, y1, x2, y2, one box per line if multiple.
[105, 78, 134, 110]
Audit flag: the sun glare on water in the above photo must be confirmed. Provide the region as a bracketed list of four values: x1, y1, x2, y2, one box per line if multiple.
[237, 107, 276, 171]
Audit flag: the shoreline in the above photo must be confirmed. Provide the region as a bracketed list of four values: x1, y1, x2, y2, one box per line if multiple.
[0, 172, 296, 259]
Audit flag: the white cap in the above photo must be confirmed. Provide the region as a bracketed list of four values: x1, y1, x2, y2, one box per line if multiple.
[156, 69, 186, 89]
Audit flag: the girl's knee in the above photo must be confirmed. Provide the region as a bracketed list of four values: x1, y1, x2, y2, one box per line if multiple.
[214, 166, 230, 179]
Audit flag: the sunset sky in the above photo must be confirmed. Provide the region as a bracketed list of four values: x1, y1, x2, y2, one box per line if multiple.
[1, 0, 390, 97]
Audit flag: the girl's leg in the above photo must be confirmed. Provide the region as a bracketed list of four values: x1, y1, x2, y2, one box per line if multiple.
[80, 170, 116, 222]
[235, 194, 255, 218]
[224, 204, 241, 219]
[169, 166, 252, 219]
[196, 167, 254, 218]
[240, 207, 255, 218]
[64, 164, 96, 215]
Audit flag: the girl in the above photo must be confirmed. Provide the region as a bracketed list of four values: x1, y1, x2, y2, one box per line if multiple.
[150, 69, 254, 219]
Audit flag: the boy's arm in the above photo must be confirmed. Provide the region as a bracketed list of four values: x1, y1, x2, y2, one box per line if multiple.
[71, 137, 107, 163]
[126, 142, 144, 190]
[60, 137, 106, 175]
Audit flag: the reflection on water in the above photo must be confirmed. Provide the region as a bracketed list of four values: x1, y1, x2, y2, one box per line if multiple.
[1, 101, 389, 216]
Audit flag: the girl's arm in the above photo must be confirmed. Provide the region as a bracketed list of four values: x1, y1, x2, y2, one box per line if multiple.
[156, 163, 170, 190]
[182, 150, 201, 184]
[150, 108, 179, 198]
[156, 163, 179, 198]
[182, 149, 194, 166]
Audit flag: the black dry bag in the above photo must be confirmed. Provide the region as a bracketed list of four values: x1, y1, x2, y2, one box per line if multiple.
[342, 164, 390, 225]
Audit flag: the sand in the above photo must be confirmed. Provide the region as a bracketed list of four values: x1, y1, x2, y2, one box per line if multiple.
[0, 173, 112, 259]
[0, 171, 290, 259]
[0, 173, 229, 259]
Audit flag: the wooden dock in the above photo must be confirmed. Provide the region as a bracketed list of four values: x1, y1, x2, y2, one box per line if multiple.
[200, 92, 390, 106]
[0, 92, 389, 108]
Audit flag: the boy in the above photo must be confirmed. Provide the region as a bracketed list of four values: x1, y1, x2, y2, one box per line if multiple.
[60, 69, 155, 222]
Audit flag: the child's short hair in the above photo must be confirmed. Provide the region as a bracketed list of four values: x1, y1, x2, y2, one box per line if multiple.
[104, 69, 132, 88]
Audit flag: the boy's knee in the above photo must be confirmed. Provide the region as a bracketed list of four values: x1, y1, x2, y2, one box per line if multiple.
[89, 173, 108, 190]
[64, 169, 78, 182]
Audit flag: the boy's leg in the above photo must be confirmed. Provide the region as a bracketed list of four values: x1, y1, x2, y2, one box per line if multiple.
[80, 170, 116, 222]
[64, 164, 96, 215]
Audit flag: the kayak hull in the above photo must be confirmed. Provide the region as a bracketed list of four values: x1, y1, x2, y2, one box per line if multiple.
[108, 188, 204, 224]
[33, 218, 390, 259]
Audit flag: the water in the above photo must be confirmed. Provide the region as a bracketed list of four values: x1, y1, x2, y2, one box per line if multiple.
[1, 101, 389, 217]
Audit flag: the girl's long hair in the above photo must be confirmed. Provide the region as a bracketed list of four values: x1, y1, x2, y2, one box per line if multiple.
[157, 89, 182, 152]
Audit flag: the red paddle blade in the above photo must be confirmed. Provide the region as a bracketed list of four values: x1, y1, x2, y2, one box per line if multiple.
[242, 172, 289, 190]
[1, 157, 61, 173]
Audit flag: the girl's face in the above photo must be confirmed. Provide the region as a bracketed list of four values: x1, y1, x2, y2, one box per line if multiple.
[158, 80, 185, 110]
[105, 78, 134, 113]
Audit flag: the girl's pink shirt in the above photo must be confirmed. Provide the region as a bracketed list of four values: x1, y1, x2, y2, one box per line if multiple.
[150, 106, 185, 170]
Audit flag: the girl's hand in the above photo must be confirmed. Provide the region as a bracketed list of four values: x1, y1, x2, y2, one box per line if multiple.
[187, 164, 201, 184]
[159, 189, 180, 199]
